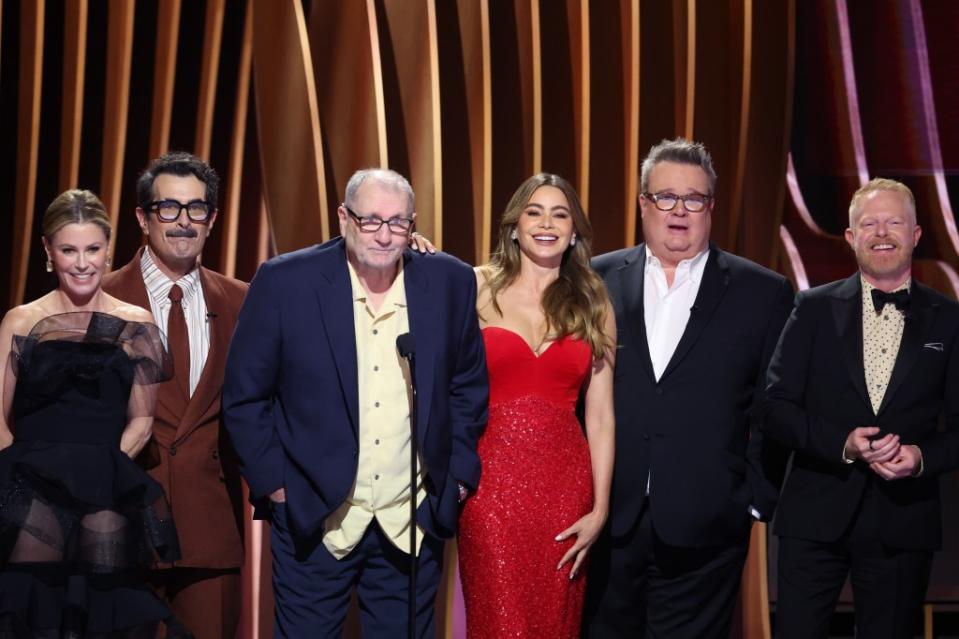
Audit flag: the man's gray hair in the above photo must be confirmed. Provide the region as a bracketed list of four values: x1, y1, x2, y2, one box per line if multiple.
[640, 137, 717, 196]
[344, 168, 415, 216]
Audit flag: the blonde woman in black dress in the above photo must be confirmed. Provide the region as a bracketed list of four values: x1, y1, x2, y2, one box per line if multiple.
[0, 190, 187, 637]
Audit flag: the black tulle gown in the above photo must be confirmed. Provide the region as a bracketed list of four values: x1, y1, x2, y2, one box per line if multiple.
[0, 312, 184, 638]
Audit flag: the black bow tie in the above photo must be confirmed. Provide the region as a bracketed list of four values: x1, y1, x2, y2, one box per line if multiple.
[871, 288, 911, 313]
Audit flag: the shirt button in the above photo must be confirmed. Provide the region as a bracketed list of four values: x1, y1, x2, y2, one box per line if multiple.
[655, 388, 663, 396]
[374, 365, 379, 372]
[375, 439, 380, 445]
[373, 329, 378, 335]
[375, 474, 380, 480]
[374, 401, 380, 407]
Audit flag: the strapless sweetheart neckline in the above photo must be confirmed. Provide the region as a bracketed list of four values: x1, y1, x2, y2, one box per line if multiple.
[481, 325, 561, 358]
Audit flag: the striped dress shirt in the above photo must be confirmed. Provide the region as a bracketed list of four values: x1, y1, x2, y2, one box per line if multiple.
[140, 247, 210, 396]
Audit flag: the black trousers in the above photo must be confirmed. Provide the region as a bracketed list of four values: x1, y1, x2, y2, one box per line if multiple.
[583, 505, 750, 639]
[776, 535, 932, 639]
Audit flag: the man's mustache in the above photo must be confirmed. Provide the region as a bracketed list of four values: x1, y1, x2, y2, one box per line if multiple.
[166, 228, 198, 238]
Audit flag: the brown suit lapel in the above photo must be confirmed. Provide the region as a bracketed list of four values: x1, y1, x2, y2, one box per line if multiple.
[174, 267, 233, 441]
[103, 247, 152, 310]
[103, 249, 184, 430]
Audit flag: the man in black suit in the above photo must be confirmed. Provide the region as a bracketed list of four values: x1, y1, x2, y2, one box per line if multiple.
[583, 137, 794, 637]
[758, 178, 959, 638]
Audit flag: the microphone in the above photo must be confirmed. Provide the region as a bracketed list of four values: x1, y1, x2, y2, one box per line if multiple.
[397, 333, 415, 360]
[396, 331, 418, 638]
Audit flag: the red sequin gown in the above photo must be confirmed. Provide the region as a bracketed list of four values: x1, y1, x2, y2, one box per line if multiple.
[459, 327, 594, 638]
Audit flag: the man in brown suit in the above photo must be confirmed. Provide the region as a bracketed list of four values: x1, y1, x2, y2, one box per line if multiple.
[103, 152, 247, 638]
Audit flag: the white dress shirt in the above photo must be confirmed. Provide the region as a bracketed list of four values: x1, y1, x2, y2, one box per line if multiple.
[644, 249, 709, 380]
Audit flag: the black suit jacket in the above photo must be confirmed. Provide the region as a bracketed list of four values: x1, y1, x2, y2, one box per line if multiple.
[594, 242, 794, 546]
[759, 274, 959, 550]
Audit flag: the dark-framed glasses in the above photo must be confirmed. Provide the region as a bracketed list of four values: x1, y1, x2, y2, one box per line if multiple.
[643, 192, 712, 213]
[146, 199, 214, 223]
[344, 205, 414, 234]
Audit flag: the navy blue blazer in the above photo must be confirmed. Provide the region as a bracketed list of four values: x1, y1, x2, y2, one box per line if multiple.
[223, 239, 488, 545]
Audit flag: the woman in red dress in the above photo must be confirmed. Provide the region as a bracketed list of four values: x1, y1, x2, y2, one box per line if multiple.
[458, 174, 616, 638]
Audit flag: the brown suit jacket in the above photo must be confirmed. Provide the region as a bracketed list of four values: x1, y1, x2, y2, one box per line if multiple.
[103, 247, 248, 568]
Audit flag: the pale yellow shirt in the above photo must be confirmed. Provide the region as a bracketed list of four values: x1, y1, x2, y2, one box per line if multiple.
[322, 261, 427, 559]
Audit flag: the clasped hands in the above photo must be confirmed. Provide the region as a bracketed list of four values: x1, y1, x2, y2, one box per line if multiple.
[844, 426, 921, 480]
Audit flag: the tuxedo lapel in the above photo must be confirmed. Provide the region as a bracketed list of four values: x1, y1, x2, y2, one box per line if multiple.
[831, 274, 871, 411]
[314, 244, 360, 436]
[618, 244, 656, 383]
[174, 268, 233, 440]
[660, 246, 728, 380]
[402, 252, 436, 446]
[877, 283, 938, 416]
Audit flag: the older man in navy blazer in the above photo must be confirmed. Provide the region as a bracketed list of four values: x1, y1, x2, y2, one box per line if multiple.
[223, 169, 488, 638]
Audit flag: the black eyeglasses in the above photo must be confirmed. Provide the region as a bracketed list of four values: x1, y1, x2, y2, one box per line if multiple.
[343, 205, 414, 234]
[643, 192, 712, 213]
[145, 199, 214, 223]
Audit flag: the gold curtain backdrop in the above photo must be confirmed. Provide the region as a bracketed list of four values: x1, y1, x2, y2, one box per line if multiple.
[4, 1, 959, 637]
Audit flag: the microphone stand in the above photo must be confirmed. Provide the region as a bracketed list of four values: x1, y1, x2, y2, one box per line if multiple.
[397, 334, 418, 639]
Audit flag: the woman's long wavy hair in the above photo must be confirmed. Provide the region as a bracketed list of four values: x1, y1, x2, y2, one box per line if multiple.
[481, 173, 612, 359]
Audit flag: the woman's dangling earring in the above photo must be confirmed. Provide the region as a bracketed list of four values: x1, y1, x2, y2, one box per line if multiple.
[510, 229, 518, 241]
[570, 235, 577, 246]
[45, 258, 53, 273]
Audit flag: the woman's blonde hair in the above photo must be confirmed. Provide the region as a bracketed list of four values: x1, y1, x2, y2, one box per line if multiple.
[42, 189, 112, 241]
[481, 173, 611, 359]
